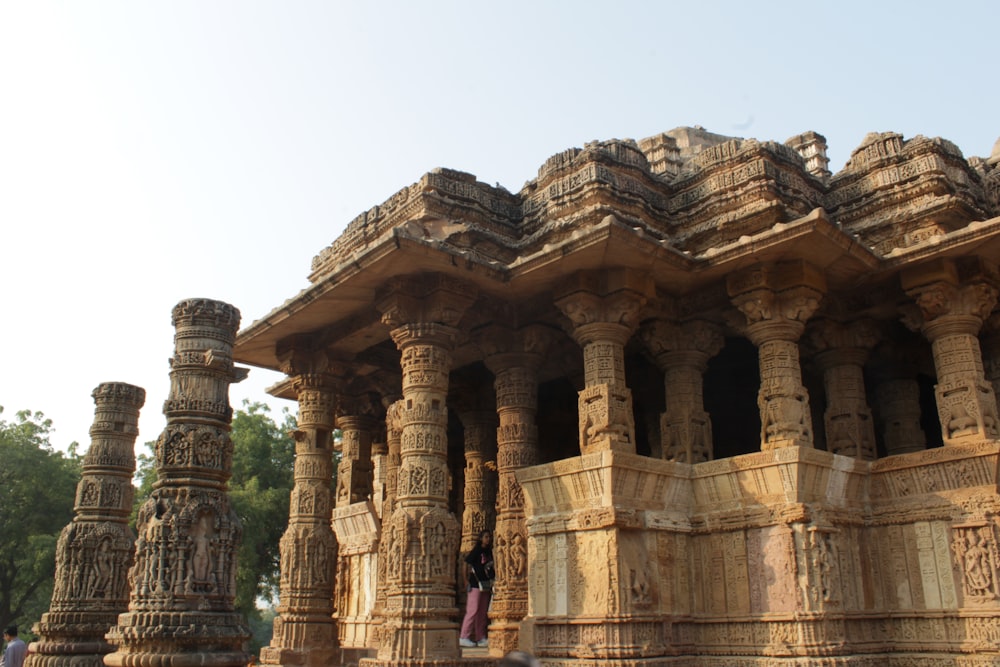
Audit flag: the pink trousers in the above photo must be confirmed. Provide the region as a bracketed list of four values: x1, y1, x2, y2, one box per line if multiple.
[460, 586, 491, 641]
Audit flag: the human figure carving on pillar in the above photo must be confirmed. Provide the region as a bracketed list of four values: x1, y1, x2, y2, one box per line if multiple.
[727, 262, 825, 450]
[639, 319, 723, 462]
[805, 318, 880, 459]
[367, 273, 476, 665]
[26, 383, 145, 667]
[480, 323, 551, 656]
[260, 363, 338, 667]
[554, 270, 651, 455]
[901, 259, 1000, 445]
[106, 299, 249, 667]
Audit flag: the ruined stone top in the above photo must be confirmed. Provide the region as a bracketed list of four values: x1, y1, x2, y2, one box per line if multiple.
[308, 127, 1000, 283]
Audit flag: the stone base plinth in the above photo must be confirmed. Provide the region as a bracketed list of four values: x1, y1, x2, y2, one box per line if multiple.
[339, 647, 377, 667]
[260, 646, 338, 667]
[360, 660, 495, 667]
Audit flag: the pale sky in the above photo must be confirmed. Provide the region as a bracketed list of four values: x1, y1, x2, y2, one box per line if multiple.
[1, 1, 997, 451]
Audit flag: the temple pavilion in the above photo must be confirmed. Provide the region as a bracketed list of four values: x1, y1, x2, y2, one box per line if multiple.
[27, 126, 1000, 667]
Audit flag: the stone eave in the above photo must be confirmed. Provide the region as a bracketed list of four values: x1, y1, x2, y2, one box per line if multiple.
[234, 230, 511, 371]
[694, 208, 880, 292]
[874, 215, 1000, 273]
[506, 215, 696, 294]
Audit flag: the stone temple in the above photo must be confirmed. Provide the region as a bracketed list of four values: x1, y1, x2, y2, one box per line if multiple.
[28, 127, 1000, 666]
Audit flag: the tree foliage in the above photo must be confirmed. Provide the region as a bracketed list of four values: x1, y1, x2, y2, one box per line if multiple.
[228, 401, 296, 612]
[0, 407, 81, 635]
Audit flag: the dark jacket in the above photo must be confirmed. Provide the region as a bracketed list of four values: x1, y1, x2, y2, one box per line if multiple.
[465, 543, 495, 588]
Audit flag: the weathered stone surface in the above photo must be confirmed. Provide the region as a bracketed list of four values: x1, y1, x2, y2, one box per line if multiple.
[26, 383, 145, 667]
[231, 128, 1000, 666]
[106, 299, 249, 667]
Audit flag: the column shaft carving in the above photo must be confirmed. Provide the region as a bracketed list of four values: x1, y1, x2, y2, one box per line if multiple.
[261, 374, 337, 667]
[456, 408, 498, 554]
[372, 399, 403, 630]
[27, 383, 145, 667]
[902, 262, 1000, 444]
[728, 262, 825, 450]
[555, 270, 650, 455]
[485, 351, 541, 656]
[336, 408, 377, 508]
[106, 299, 249, 667]
[875, 378, 927, 455]
[807, 320, 879, 460]
[640, 320, 723, 462]
[371, 273, 476, 664]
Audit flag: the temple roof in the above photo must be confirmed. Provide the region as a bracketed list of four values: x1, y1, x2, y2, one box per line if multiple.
[235, 127, 1000, 375]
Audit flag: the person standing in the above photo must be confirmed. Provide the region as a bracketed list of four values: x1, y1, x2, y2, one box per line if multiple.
[1, 625, 27, 667]
[458, 529, 494, 648]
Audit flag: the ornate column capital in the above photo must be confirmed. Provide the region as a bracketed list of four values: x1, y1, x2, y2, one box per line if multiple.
[727, 262, 826, 344]
[477, 323, 555, 372]
[901, 281, 998, 340]
[376, 273, 478, 330]
[900, 258, 999, 337]
[639, 319, 724, 370]
[554, 269, 652, 340]
[805, 319, 881, 371]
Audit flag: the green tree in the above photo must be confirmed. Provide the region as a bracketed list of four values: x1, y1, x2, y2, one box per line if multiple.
[0, 407, 81, 635]
[228, 401, 297, 614]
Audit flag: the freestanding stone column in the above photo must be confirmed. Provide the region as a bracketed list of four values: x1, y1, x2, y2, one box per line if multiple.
[806, 319, 880, 459]
[639, 319, 723, 462]
[106, 299, 249, 667]
[555, 270, 651, 455]
[482, 325, 550, 656]
[901, 260, 1000, 445]
[367, 274, 476, 665]
[261, 372, 338, 667]
[26, 383, 145, 667]
[727, 262, 825, 450]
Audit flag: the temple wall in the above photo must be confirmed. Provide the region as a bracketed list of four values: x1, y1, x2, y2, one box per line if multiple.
[518, 444, 1000, 664]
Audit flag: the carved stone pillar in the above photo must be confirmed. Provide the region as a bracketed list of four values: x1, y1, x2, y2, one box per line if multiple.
[372, 397, 403, 632]
[875, 378, 926, 455]
[806, 319, 880, 459]
[261, 372, 338, 667]
[336, 400, 377, 508]
[455, 403, 498, 554]
[332, 396, 381, 655]
[106, 299, 249, 667]
[639, 319, 723, 462]
[727, 262, 825, 450]
[482, 325, 549, 656]
[901, 260, 1000, 445]
[554, 270, 651, 455]
[367, 274, 476, 665]
[26, 383, 145, 667]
